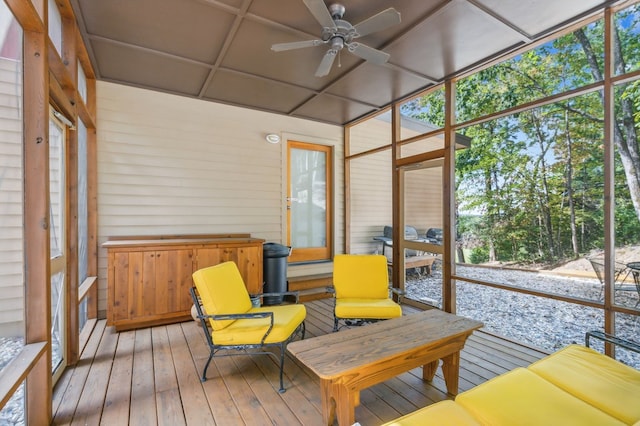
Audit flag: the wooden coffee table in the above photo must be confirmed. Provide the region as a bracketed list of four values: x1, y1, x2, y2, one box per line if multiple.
[287, 309, 483, 425]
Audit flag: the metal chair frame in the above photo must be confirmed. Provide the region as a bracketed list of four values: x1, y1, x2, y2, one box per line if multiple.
[190, 287, 305, 393]
[327, 285, 405, 332]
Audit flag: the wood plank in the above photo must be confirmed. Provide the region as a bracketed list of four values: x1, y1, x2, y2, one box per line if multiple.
[212, 355, 273, 424]
[101, 329, 135, 425]
[70, 325, 118, 426]
[250, 352, 324, 425]
[52, 320, 106, 423]
[151, 326, 186, 426]
[129, 328, 157, 425]
[166, 323, 215, 425]
[180, 321, 239, 424]
[229, 354, 302, 425]
[0, 342, 46, 409]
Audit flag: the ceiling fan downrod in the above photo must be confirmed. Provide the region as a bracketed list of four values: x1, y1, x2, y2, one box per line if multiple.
[328, 3, 345, 20]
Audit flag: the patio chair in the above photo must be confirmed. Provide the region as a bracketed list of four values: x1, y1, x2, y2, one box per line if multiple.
[587, 258, 633, 298]
[330, 254, 403, 332]
[190, 261, 306, 393]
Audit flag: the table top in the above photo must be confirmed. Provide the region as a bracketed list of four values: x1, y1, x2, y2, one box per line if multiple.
[627, 261, 640, 270]
[288, 309, 483, 379]
[373, 236, 430, 244]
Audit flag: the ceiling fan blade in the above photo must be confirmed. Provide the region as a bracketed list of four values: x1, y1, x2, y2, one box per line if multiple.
[353, 8, 401, 38]
[271, 39, 323, 52]
[347, 42, 390, 64]
[315, 49, 337, 77]
[303, 0, 335, 28]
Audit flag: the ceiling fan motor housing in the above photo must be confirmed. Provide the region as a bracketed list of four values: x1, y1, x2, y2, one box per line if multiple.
[322, 19, 356, 47]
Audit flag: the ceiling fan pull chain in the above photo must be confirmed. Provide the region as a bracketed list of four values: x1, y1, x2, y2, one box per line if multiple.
[338, 50, 342, 68]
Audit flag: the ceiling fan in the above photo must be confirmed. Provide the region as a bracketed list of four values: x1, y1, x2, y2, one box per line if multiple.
[271, 0, 401, 77]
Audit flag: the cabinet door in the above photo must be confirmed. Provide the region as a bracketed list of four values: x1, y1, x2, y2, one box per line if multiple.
[195, 248, 225, 270]
[195, 246, 263, 294]
[110, 249, 193, 325]
[234, 246, 263, 294]
[154, 249, 194, 315]
[110, 251, 144, 323]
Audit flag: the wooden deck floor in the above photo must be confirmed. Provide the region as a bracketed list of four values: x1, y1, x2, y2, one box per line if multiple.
[52, 299, 548, 425]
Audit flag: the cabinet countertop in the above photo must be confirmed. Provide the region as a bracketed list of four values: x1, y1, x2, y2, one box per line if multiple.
[103, 237, 266, 249]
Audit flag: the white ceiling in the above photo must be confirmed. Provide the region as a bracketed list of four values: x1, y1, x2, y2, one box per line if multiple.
[70, 0, 615, 125]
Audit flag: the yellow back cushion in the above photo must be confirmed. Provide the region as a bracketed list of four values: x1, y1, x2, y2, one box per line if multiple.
[528, 344, 640, 425]
[333, 254, 390, 299]
[192, 261, 252, 331]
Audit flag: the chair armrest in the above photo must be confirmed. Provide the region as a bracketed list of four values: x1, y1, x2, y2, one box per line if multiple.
[202, 311, 275, 345]
[389, 287, 405, 296]
[208, 312, 273, 321]
[389, 286, 405, 303]
[585, 330, 640, 354]
[250, 290, 300, 303]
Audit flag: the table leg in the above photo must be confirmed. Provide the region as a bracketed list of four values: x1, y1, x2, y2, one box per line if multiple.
[320, 380, 358, 426]
[423, 359, 439, 381]
[320, 379, 336, 426]
[441, 351, 461, 396]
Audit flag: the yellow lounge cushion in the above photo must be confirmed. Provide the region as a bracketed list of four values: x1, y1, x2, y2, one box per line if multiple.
[212, 304, 306, 345]
[456, 368, 626, 426]
[528, 344, 640, 425]
[333, 254, 390, 299]
[382, 400, 480, 426]
[335, 298, 402, 319]
[193, 261, 252, 331]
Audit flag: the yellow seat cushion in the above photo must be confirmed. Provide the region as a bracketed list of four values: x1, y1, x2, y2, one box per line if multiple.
[335, 298, 402, 319]
[212, 304, 306, 345]
[528, 344, 640, 425]
[382, 400, 480, 426]
[192, 261, 252, 331]
[456, 368, 626, 426]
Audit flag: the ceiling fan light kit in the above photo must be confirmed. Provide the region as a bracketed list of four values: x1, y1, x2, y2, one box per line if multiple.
[271, 0, 401, 77]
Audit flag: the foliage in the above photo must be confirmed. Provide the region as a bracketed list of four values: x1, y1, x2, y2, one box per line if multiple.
[405, 5, 640, 266]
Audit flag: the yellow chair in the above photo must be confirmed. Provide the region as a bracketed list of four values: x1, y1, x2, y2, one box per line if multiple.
[331, 254, 403, 332]
[190, 261, 306, 393]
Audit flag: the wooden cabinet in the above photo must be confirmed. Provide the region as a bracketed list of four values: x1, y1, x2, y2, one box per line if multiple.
[104, 234, 264, 331]
[195, 245, 262, 294]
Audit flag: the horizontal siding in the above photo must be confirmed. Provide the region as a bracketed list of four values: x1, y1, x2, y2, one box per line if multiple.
[348, 118, 444, 256]
[349, 147, 393, 255]
[0, 56, 22, 331]
[405, 165, 443, 233]
[96, 82, 343, 313]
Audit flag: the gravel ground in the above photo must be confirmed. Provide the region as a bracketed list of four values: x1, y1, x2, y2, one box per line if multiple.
[0, 338, 24, 425]
[405, 264, 640, 368]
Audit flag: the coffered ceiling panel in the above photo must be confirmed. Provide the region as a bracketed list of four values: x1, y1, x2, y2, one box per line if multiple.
[386, 0, 526, 80]
[204, 70, 316, 113]
[71, 0, 620, 126]
[325, 63, 434, 107]
[293, 94, 377, 124]
[92, 40, 211, 96]
[473, 0, 606, 37]
[77, 0, 235, 63]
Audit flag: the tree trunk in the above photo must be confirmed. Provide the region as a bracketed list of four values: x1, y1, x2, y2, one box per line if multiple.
[565, 111, 579, 258]
[575, 28, 640, 223]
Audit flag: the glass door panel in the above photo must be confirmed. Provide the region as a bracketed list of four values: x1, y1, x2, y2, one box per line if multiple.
[287, 141, 332, 263]
[49, 112, 66, 378]
[401, 160, 444, 306]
